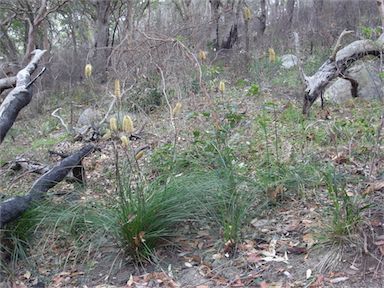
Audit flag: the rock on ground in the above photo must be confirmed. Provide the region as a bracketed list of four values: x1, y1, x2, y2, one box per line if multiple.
[281, 54, 298, 69]
[324, 60, 384, 103]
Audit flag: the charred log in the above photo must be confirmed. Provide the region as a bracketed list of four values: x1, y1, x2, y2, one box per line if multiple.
[0, 144, 95, 228]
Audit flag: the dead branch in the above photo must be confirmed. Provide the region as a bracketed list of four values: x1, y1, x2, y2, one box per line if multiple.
[329, 29, 354, 61]
[52, 108, 72, 134]
[0, 49, 47, 144]
[0, 144, 95, 228]
[302, 32, 383, 115]
[0, 76, 17, 95]
[26, 67, 46, 89]
[98, 95, 117, 126]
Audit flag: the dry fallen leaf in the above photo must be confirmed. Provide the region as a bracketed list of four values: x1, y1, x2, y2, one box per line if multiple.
[247, 253, 262, 263]
[267, 185, 285, 202]
[363, 181, 384, 195]
[22, 271, 31, 280]
[281, 141, 293, 163]
[329, 276, 349, 284]
[303, 233, 315, 248]
[184, 262, 193, 268]
[310, 275, 324, 288]
[306, 269, 312, 279]
[287, 246, 307, 254]
[331, 152, 348, 164]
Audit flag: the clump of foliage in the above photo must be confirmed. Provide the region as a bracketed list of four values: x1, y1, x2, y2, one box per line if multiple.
[247, 83, 260, 96]
[113, 157, 207, 258]
[322, 168, 370, 244]
[0, 201, 111, 273]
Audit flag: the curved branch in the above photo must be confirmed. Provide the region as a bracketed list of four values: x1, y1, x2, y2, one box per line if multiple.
[302, 35, 383, 115]
[0, 49, 46, 144]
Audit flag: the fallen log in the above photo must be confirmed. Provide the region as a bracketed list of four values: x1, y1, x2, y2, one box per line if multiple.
[0, 144, 95, 228]
[300, 31, 384, 115]
[3, 155, 86, 184]
[0, 76, 16, 96]
[0, 49, 46, 144]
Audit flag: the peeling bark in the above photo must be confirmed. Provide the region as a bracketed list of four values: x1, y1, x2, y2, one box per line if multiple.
[0, 49, 46, 144]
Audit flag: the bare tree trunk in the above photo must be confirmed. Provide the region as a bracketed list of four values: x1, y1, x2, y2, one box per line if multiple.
[173, 0, 192, 21]
[0, 13, 19, 61]
[23, 0, 49, 63]
[220, 0, 242, 49]
[377, 0, 384, 28]
[210, 0, 221, 49]
[286, 0, 295, 30]
[92, 0, 112, 83]
[125, 0, 134, 40]
[310, 0, 324, 53]
[259, 0, 267, 36]
[244, 18, 250, 52]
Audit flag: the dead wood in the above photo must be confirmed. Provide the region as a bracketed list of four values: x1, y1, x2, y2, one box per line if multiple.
[301, 32, 384, 115]
[3, 155, 85, 184]
[0, 49, 46, 144]
[0, 144, 95, 228]
[0, 76, 16, 96]
[4, 158, 51, 175]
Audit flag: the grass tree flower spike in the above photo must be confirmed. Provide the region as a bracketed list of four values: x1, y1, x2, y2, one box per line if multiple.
[268, 48, 276, 63]
[172, 102, 182, 117]
[219, 81, 225, 94]
[198, 50, 207, 61]
[243, 7, 252, 21]
[84, 64, 92, 78]
[120, 135, 129, 149]
[109, 116, 118, 132]
[122, 115, 134, 133]
[135, 150, 144, 161]
[114, 79, 121, 98]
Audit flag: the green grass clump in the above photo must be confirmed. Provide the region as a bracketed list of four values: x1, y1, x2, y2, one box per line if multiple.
[114, 155, 208, 258]
[322, 168, 369, 244]
[0, 201, 112, 274]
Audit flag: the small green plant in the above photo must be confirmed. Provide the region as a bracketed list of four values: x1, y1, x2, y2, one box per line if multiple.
[322, 168, 369, 244]
[235, 79, 248, 88]
[247, 83, 260, 96]
[359, 25, 381, 40]
[198, 119, 259, 244]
